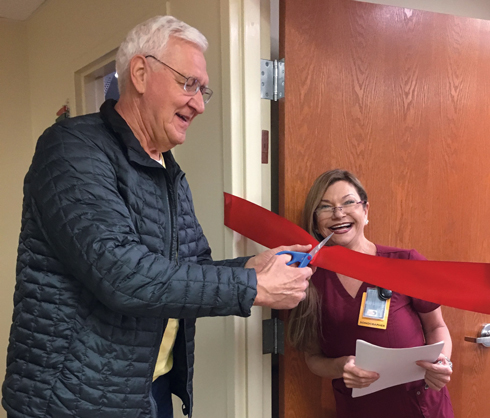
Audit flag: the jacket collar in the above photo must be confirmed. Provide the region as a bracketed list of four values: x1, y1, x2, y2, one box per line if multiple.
[99, 99, 179, 174]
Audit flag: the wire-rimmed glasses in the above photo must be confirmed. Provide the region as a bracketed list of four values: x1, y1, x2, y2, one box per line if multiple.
[145, 55, 213, 104]
[315, 200, 367, 218]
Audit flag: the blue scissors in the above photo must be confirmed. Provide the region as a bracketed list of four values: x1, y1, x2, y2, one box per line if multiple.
[276, 232, 334, 268]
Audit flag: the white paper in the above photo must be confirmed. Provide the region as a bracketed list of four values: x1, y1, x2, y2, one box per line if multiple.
[351, 339, 444, 398]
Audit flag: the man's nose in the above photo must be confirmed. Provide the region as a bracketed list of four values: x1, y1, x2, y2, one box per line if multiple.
[189, 91, 206, 114]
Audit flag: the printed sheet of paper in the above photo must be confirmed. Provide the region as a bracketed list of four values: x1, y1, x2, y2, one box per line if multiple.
[352, 339, 444, 398]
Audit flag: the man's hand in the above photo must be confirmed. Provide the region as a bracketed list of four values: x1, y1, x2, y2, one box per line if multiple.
[342, 356, 380, 388]
[251, 245, 314, 309]
[245, 244, 313, 273]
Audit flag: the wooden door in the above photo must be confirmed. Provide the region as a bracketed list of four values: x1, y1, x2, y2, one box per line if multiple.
[278, 1, 490, 417]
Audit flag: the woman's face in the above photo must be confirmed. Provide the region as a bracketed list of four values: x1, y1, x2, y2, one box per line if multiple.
[315, 180, 369, 251]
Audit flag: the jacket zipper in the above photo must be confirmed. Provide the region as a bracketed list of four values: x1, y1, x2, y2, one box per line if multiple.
[156, 166, 191, 415]
[171, 172, 184, 264]
[169, 170, 192, 415]
[161, 169, 176, 263]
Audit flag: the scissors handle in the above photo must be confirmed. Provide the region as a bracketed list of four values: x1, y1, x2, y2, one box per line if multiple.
[276, 251, 312, 268]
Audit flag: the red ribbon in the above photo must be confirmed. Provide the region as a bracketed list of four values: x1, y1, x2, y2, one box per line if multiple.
[224, 192, 490, 314]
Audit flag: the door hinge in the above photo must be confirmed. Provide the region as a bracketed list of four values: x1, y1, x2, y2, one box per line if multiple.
[262, 318, 285, 355]
[261, 59, 285, 101]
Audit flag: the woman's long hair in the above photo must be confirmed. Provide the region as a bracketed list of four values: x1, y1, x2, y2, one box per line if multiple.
[287, 169, 368, 352]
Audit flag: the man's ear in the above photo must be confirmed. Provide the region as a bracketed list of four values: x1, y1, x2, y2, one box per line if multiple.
[129, 55, 148, 94]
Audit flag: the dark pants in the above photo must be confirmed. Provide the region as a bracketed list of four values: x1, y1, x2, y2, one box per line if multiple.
[152, 374, 173, 418]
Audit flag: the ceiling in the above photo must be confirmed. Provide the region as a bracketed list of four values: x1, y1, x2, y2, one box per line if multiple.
[0, 0, 45, 21]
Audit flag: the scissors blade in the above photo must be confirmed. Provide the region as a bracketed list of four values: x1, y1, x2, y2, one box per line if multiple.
[308, 232, 334, 258]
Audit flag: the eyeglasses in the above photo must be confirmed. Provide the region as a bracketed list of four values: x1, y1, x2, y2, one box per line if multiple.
[315, 200, 367, 218]
[145, 55, 213, 104]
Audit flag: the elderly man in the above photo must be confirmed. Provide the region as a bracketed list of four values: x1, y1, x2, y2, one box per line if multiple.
[2, 15, 312, 418]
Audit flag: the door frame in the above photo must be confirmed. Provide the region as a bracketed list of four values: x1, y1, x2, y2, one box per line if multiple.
[220, 0, 272, 417]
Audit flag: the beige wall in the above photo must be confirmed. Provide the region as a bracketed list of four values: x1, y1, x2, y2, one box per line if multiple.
[356, 0, 490, 20]
[27, 0, 164, 140]
[0, 1, 233, 418]
[0, 20, 32, 418]
[170, 0, 226, 259]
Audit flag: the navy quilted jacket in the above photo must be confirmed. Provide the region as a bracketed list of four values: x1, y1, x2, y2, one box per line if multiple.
[2, 100, 257, 418]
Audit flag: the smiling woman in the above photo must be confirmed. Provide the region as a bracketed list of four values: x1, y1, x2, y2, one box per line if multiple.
[314, 181, 371, 254]
[303, 170, 369, 246]
[288, 169, 455, 418]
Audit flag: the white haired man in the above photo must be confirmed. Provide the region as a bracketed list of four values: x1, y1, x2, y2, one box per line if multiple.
[2, 16, 312, 418]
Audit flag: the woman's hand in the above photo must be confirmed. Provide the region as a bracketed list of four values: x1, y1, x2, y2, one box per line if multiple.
[342, 356, 380, 388]
[416, 354, 452, 391]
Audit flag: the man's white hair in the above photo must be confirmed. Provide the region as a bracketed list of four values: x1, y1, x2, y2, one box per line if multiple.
[116, 15, 208, 94]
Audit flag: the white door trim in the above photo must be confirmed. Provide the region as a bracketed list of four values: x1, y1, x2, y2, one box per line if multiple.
[220, 0, 271, 417]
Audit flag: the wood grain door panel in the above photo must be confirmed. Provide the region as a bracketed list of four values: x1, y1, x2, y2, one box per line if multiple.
[279, 1, 490, 417]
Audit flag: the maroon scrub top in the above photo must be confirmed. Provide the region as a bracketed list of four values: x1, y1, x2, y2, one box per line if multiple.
[311, 245, 454, 418]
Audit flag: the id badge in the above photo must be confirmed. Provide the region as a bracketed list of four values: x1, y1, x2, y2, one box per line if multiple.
[358, 287, 390, 329]
[363, 287, 385, 319]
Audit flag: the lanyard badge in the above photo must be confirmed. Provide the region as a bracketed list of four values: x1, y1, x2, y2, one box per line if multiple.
[358, 287, 391, 329]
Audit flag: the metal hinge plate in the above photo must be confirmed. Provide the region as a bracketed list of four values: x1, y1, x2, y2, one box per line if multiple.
[262, 318, 285, 355]
[261, 59, 285, 101]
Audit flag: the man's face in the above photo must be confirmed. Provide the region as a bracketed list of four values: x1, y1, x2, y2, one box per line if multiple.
[142, 37, 209, 152]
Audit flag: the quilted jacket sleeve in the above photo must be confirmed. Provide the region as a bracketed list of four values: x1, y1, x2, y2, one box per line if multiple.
[27, 122, 257, 319]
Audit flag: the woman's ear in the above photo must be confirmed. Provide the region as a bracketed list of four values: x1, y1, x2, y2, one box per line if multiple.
[364, 201, 370, 219]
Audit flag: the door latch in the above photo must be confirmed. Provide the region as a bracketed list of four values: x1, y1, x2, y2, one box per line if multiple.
[464, 323, 490, 347]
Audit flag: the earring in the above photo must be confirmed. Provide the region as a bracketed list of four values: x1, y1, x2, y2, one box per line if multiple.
[365, 219, 369, 225]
